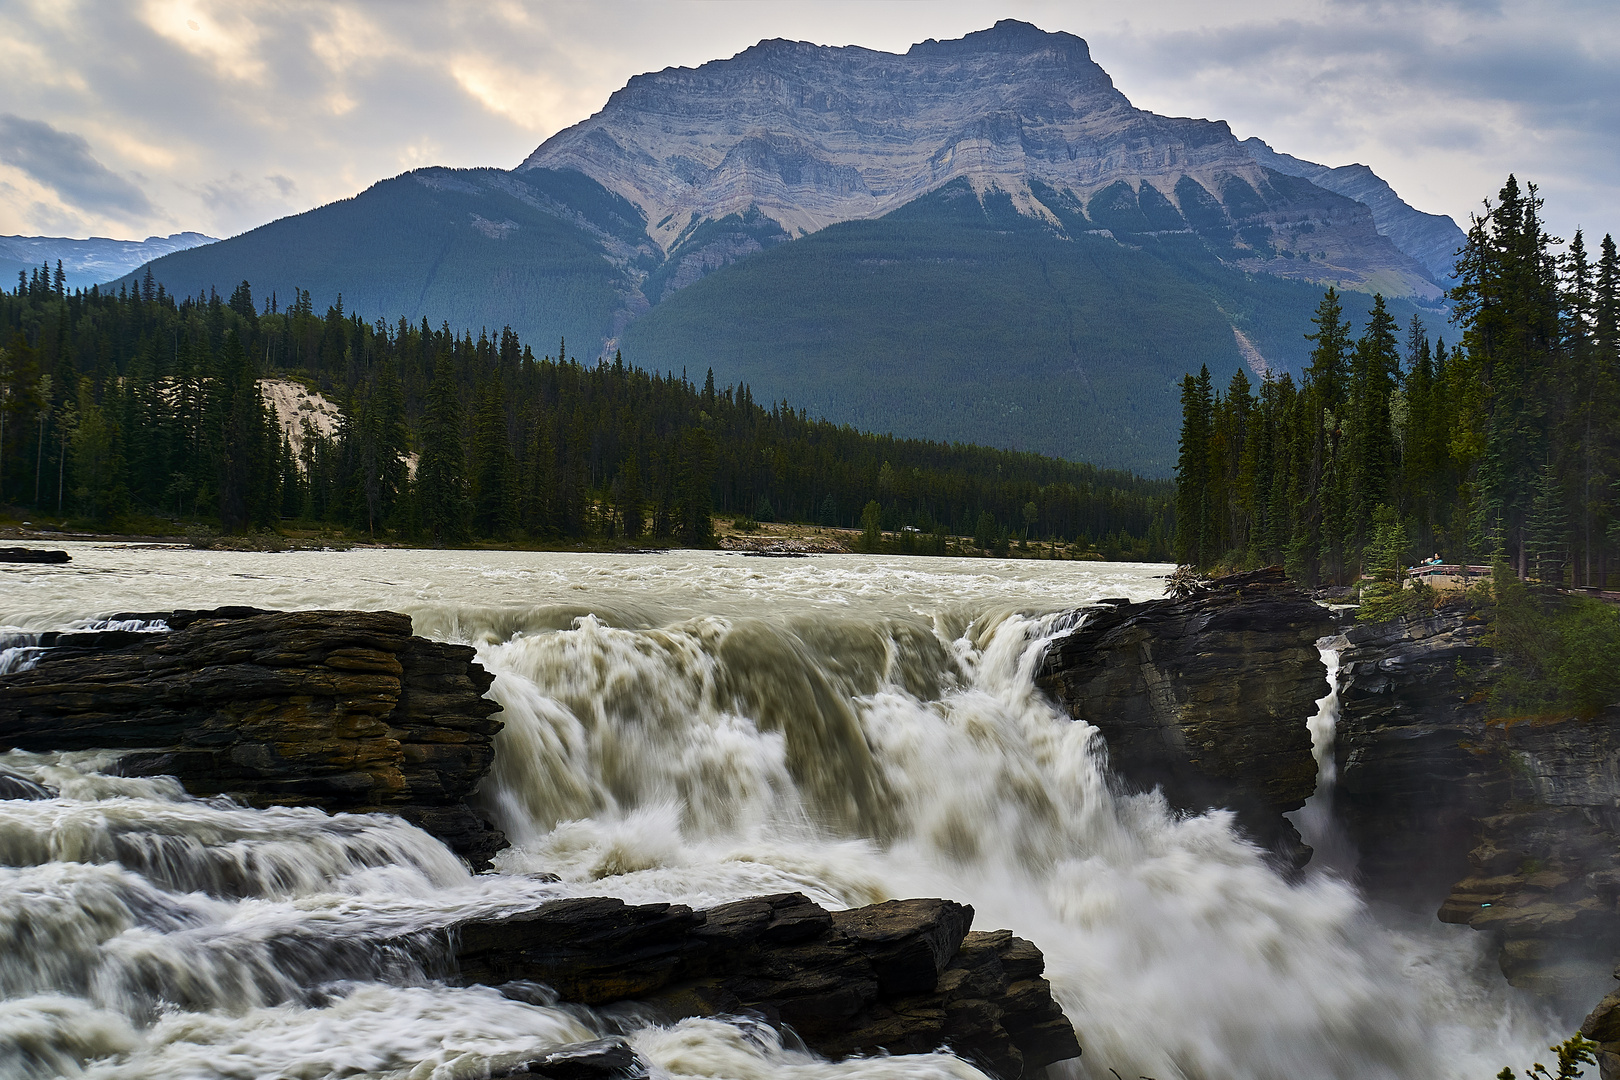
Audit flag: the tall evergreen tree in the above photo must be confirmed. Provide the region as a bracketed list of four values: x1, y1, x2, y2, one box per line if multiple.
[1173, 366, 1214, 565]
[417, 352, 471, 544]
[1450, 176, 1562, 575]
[471, 378, 518, 537]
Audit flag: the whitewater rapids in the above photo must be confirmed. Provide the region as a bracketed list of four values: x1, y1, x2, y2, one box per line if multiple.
[0, 545, 1558, 1079]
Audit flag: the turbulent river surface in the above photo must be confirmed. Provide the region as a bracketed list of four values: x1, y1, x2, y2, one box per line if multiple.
[0, 545, 1560, 1079]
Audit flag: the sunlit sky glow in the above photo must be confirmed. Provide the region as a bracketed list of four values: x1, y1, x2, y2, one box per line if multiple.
[0, 0, 1613, 245]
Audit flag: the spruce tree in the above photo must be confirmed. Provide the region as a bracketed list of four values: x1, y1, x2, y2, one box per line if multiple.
[1451, 176, 1562, 576]
[1173, 366, 1214, 566]
[417, 352, 471, 544]
[471, 379, 517, 537]
[1344, 294, 1401, 565]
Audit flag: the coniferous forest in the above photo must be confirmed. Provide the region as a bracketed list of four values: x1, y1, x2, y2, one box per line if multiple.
[1175, 177, 1620, 588]
[0, 267, 1172, 556]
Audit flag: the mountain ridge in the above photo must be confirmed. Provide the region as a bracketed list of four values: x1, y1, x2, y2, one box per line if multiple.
[1241, 137, 1466, 283]
[3, 231, 215, 290]
[520, 19, 1442, 309]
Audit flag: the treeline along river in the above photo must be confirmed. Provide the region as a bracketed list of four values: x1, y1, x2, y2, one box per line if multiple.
[0, 275, 1170, 555]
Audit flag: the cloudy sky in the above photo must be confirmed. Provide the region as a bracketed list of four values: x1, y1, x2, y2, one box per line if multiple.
[0, 0, 1613, 245]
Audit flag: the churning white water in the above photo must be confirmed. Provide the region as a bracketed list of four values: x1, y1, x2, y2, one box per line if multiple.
[0, 544, 1560, 1079]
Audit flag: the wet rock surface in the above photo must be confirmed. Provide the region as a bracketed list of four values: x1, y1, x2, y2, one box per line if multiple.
[492, 1038, 647, 1079]
[452, 892, 1079, 1079]
[1337, 608, 1620, 1008]
[0, 546, 70, 563]
[1583, 982, 1620, 1080]
[0, 607, 507, 866]
[1334, 608, 1501, 904]
[1035, 565, 1332, 868]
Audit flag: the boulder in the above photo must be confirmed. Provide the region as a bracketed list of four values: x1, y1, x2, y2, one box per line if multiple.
[451, 892, 1078, 1079]
[0, 765, 53, 800]
[1035, 566, 1332, 868]
[0, 607, 507, 866]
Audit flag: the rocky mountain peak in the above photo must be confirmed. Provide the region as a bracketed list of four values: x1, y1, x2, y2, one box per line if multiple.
[908, 19, 1095, 63]
[520, 22, 1439, 300]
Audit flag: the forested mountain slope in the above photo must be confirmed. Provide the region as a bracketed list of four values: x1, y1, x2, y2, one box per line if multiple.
[622, 180, 1431, 472]
[122, 21, 1456, 475]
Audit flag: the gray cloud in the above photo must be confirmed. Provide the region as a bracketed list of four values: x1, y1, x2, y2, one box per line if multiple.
[0, 113, 154, 219]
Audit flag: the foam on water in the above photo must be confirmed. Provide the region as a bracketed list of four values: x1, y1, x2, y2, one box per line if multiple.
[0, 545, 1563, 1078]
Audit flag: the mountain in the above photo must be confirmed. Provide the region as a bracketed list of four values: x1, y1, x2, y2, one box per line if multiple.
[3, 232, 215, 290]
[1241, 138, 1467, 283]
[122, 21, 1459, 475]
[522, 21, 1442, 307]
[114, 168, 653, 353]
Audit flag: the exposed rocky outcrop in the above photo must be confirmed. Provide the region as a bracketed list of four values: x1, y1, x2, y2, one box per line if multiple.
[1336, 608, 1620, 1010]
[0, 607, 507, 866]
[1035, 566, 1333, 868]
[450, 892, 1079, 1079]
[1434, 709, 1620, 1000]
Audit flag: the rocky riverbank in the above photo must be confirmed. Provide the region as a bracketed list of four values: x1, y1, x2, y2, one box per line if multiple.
[1037, 571, 1620, 1025]
[1334, 607, 1620, 1009]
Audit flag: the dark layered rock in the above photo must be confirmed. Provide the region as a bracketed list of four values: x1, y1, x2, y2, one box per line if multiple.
[1583, 982, 1620, 1080]
[0, 607, 506, 866]
[1337, 608, 1620, 1010]
[1035, 566, 1332, 868]
[453, 892, 1078, 1079]
[1334, 608, 1500, 905]
[1433, 711, 1620, 1000]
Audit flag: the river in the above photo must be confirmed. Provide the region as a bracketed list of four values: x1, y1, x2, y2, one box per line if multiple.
[0, 544, 1559, 1079]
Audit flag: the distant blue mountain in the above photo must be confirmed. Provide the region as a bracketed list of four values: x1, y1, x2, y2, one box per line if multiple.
[2, 232, 215, 290]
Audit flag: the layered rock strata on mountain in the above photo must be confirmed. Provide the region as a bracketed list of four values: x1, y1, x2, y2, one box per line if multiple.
[522, 20, 1439, 299]
[450, 892, 1079, 1079]
[1034, 566, 1332, 868]
[1241, 137, 1466, 282]
[0, 607, 506, 866]
[1337, 609, 1620, 1004]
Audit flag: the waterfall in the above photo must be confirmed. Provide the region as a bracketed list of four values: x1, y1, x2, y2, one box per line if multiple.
[0, 546, 1563, 1079]
[1289, 641, 1358, 875]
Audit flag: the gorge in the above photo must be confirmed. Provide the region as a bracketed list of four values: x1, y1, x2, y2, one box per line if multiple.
[1, 545, 1606, 1079]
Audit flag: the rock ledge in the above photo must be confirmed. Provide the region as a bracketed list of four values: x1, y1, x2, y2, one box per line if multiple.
[0, 607, 506, 865]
